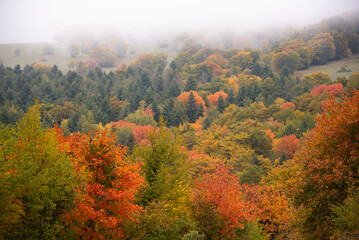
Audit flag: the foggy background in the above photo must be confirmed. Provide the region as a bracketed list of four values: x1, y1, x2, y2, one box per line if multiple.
[1, 0, 359, 44]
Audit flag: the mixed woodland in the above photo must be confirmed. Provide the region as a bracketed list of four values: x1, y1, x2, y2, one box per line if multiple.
[1, 14, 359, 240]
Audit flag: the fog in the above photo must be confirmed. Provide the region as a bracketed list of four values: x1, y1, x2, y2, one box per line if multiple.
[0, 0, 359, 44]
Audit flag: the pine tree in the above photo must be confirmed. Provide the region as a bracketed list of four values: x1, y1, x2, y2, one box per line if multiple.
[152, 100, 160, 122]
[279, 151, 289, 165]
[163, 98, 174, 125]
[217, 95, 226, 113]
[236, 84, 246, 106]
[155, 77, 164, 93]
[197, 103, 204, 118]
[187, 91, 198, 123]
[227, 89, 235, 105]
[168, 79, 181, 98]
[184, 76, 197, 91]
[68, 112, 81, 132]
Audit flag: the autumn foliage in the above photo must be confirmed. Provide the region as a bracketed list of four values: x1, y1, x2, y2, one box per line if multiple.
[200, 60, 223, 76]
[33, 62, 52, 72]
[110, 120, 136, 130]
[132, 125, 154, 144]
[276, 134, 300, 159]
[207, 91, 228, 106]
[280, 102, 296, 110]
[309, 83, 344, 97]
[3, 18, 359, 238]
[191, 164, 257, 238]
[246, 186, 293, 238]
[178, 91, 206, 108]
[294, 90, 359, 239]
[59, 130, 145, 239]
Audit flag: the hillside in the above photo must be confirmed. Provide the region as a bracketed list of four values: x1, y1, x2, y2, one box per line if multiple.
[1, 12, 359, 240]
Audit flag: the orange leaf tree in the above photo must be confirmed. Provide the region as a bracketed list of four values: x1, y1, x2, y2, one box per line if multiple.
[191, 164, 257, 239]
[207, 91, 228, 107]
[60, 130, 144, 239]
[178, 90, 206, 108]
[245, 185, 293, 239]
[294, 90, 359, 240]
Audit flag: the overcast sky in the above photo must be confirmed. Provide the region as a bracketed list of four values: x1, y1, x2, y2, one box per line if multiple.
[0, 0, 359, 43]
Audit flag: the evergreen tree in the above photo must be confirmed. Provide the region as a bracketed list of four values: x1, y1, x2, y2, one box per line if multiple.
[14, 64, 21, 74]
[197, 103, 204, 118]
[202, 107, 219, 129]
[163, 98, 174, 125]
[140, 70, 151, 88]
[169, 61, 177, 72]
[236, 84, 246, 106]
[217, 95, 226, 113]
[187, 91, 198, 123]
[155, 77, 164, 93]
[172, 102, 185, 126]
[117, 87, 124, 101]
[279, 151, 289, 165]
[68, 112, 81, 132]
[251, 62, 262, 77]
[227, 89, 235, 105]
[168, 79, 181, 98]
[152, 100, 160, 122]
[144, 88, 154, 106]
[184, 76, 197, 91]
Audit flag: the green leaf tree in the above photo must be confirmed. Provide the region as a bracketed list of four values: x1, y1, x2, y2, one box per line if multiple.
[0, 103, 77, 239]
[128, 123, 191, 239]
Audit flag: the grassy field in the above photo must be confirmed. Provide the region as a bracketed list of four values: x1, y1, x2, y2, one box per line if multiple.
[0, 42, 177, 72]
[0, 42, 87, 71]
[296, 54, 359, 80]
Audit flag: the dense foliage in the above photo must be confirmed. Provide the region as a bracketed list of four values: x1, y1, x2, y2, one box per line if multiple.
[1, 15, 359, 239]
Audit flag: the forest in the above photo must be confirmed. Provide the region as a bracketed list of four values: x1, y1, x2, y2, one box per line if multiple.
[1, 13, 359, 240]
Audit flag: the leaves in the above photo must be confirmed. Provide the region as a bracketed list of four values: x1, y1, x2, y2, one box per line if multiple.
[294, 90, 359, 239]
[191, 164, 257, 238]
[60, 130, 145, 239]
[275, 134, 300, 159]
[309, 83, 344, 97]
[0, 103, 77, 239]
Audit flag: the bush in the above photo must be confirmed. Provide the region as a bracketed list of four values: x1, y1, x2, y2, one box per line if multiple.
[67, 43, 80, 58]
[88, 46, 117, 68]
[182, 231, 205, 240]
[43, 45, 54, 55]
[14, 48, 21, 57]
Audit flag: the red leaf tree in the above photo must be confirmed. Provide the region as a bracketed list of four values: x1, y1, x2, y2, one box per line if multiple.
[276, 134, 300, 159]
[309, 83, 344, 97]
[132, 125, 154, 144]
[280, 102, 295, 110]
